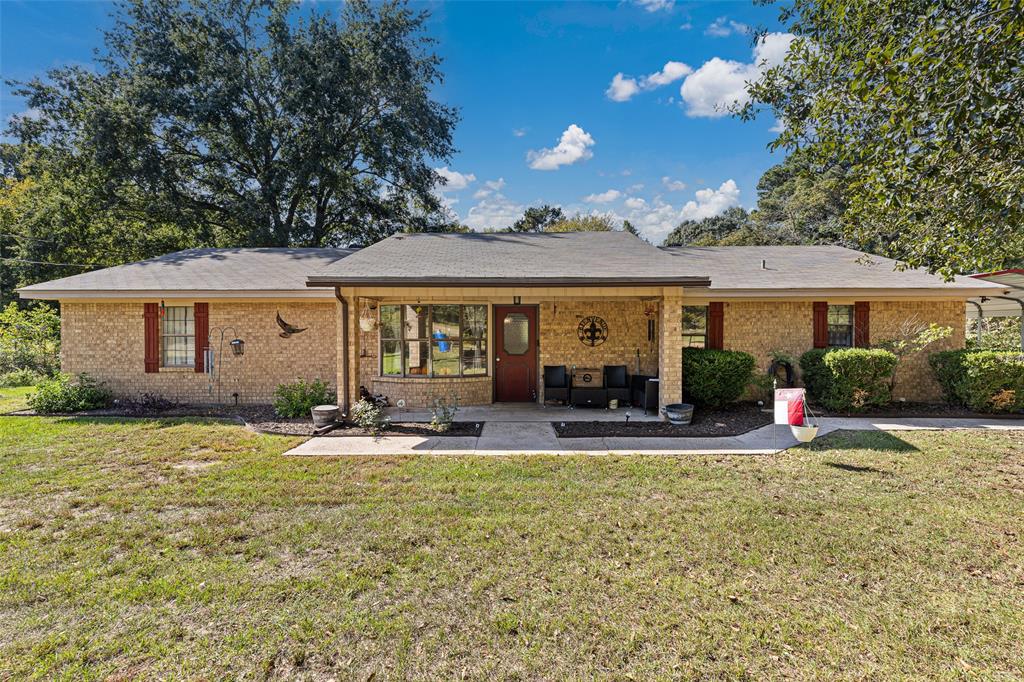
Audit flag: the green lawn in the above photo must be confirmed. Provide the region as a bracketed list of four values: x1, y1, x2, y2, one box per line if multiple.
[0, 385, 33, 413]
[0, 414, 1022, 680]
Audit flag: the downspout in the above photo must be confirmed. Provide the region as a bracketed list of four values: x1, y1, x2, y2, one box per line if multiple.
[992, 295, 1024, 351]
[967, 300, 985, 345]
[334, 287, 350, 418]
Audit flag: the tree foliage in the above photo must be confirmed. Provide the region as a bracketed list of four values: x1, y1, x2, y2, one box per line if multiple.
[545, 213, 617, 233]
[7, 0, 457, 250]
[741, 0, 1024, 277]
[509, 205, 565, 233]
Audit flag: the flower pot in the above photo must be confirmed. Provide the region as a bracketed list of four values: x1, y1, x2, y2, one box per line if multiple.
[311, 404, 339, 427]
[662, 403, 694, 425]
[790, 424, 819, 442]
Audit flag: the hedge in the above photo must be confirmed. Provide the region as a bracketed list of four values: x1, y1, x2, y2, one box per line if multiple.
[929, 350, 1024, 412]
[799, 348, 898, 411]
[682, 348, 756, 408]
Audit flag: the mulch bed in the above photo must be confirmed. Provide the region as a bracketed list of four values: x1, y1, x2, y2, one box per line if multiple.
[553, 402, 773, 438]
[8, 400, 482, 437]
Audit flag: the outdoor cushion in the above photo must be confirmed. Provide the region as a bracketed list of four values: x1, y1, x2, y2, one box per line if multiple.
[544, 365, 568, 388]
[604, 365, 628, 388]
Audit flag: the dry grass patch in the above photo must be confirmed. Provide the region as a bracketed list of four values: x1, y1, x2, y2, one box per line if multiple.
[0, 415, 1022, 679]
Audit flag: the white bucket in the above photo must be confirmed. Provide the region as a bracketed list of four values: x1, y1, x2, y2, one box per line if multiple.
[609, 399, 619, 410]
[790, 424, 819, 442]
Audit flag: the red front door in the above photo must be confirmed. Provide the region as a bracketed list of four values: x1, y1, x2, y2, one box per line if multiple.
[494, 306, 537, 402]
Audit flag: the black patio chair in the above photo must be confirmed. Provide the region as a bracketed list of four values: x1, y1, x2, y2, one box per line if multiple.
[631, 374, 659, 415]
[543, 365, 570, 405]
[604, 365, 630, 405]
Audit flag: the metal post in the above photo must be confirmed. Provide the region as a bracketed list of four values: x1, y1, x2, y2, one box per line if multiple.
[991, 296, 1024, 352]
[966, 300, 985, 344]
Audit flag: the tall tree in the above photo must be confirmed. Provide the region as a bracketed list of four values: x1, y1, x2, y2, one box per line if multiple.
[741, 0, 1024, 277]
[7, 0, 458, 249]
[750, 151, 851, 246]
[509, 205, 565, 233]
[545, 213, 617, 233]
[662, 207, 752, 246]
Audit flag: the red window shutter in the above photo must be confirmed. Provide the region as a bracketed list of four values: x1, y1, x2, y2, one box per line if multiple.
[194, 302, 209, 372]
[854, 301, 870, 347]
[812, 301, 829, 348]
[144, 302, 160, 373]
[708, 302, 724, 350]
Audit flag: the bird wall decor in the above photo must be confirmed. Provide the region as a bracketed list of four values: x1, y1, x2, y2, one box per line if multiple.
[276, 311, 308, 338]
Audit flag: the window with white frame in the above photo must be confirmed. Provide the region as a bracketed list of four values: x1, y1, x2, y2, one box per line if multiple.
[682, 305, 708, 348]
[380, 304, 488, 377]
[161, 305, 195, 367]
[827, 304, 854, 347]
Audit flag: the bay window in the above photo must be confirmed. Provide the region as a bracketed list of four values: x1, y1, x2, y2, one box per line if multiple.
[380, 304, 488, 377]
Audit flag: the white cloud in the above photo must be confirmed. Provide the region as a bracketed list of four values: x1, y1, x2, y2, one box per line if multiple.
[583, 189, 622, 204]
[606, 61, 693, 101]
[705, 17, 749, 37]
[605, 179, 742, 243]
[434, 166, 476, 191]
[679, 32, 794, 117]
[643, 61, 693, 87]
[512, 128, 527, 137]
[464, 192, 525, 231]
[606, 73, 641, 102]
[680, 179, 741, 220]
[527, 124, 595, 171]
[679, 22, 693, 30]
[635, 0, 674, 12]
[662, 176, 687, 192]
[473, 177, 507, 200]
[627, 183, 645, 192]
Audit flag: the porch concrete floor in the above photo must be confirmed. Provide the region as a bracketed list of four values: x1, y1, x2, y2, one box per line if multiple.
[385, 402, 661, 423]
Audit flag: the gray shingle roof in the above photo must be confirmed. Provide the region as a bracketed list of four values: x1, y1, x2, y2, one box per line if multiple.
[660, 245, 1006, 292]
[307, 231, 711, 287]
[18, 248, 354, 297]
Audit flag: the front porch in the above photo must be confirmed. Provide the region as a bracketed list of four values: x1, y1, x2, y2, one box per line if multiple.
[385, 401, 663, 423]
[339, 285, 689, 418]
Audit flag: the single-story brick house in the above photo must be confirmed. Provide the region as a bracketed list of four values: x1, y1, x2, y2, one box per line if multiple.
[18, 231, 1007, 414]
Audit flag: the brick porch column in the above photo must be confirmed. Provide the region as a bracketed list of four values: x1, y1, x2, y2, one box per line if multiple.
[658, 290, 684, 416]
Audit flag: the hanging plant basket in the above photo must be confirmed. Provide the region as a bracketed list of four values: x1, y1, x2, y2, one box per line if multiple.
[359, 303, 377, 332]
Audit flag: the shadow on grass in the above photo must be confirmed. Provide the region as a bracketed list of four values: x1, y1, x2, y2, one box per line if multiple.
[824, 461, 890, 474]
[811, 429, 920, 453]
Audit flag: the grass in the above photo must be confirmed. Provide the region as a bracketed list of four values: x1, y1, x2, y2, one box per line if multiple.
[0, 415, 1022, 680]
[0, 385, 33, 413]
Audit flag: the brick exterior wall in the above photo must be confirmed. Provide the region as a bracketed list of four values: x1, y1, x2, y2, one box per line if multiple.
[537, 299, 659, 401]
[60, 301, 336, 404]
[871, 300, 965, 400]
[59, 296, 966, 409]
[719, 299, 965, 401]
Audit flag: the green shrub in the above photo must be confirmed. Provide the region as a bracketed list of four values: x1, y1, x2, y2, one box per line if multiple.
[798, 348, 832, 402]
[682, 348, 756, 408]
[28, 373, 112, 413]
[0, 368, 45, 387]
[800, 348, 898, 411]
[273, 379, 335, 418]
[351, 398, 390, 433]
[429, 392, 459, 432]
[929, 350, 1024, 412]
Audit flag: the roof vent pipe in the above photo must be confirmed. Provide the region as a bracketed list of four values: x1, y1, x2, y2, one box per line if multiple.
[761, 259, 767, 270]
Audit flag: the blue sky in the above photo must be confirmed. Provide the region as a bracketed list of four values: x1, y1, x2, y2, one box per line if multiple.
[1, 0, 791, 243]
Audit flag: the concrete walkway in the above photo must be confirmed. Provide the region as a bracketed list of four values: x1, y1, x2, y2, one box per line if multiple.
[283, 417, 1024, 457]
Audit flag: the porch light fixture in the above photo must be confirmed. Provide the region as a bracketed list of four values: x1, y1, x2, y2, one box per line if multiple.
[230, 338, 245, 356]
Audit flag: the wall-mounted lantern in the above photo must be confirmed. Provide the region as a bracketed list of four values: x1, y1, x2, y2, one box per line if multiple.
[230, 338, 245, 356]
